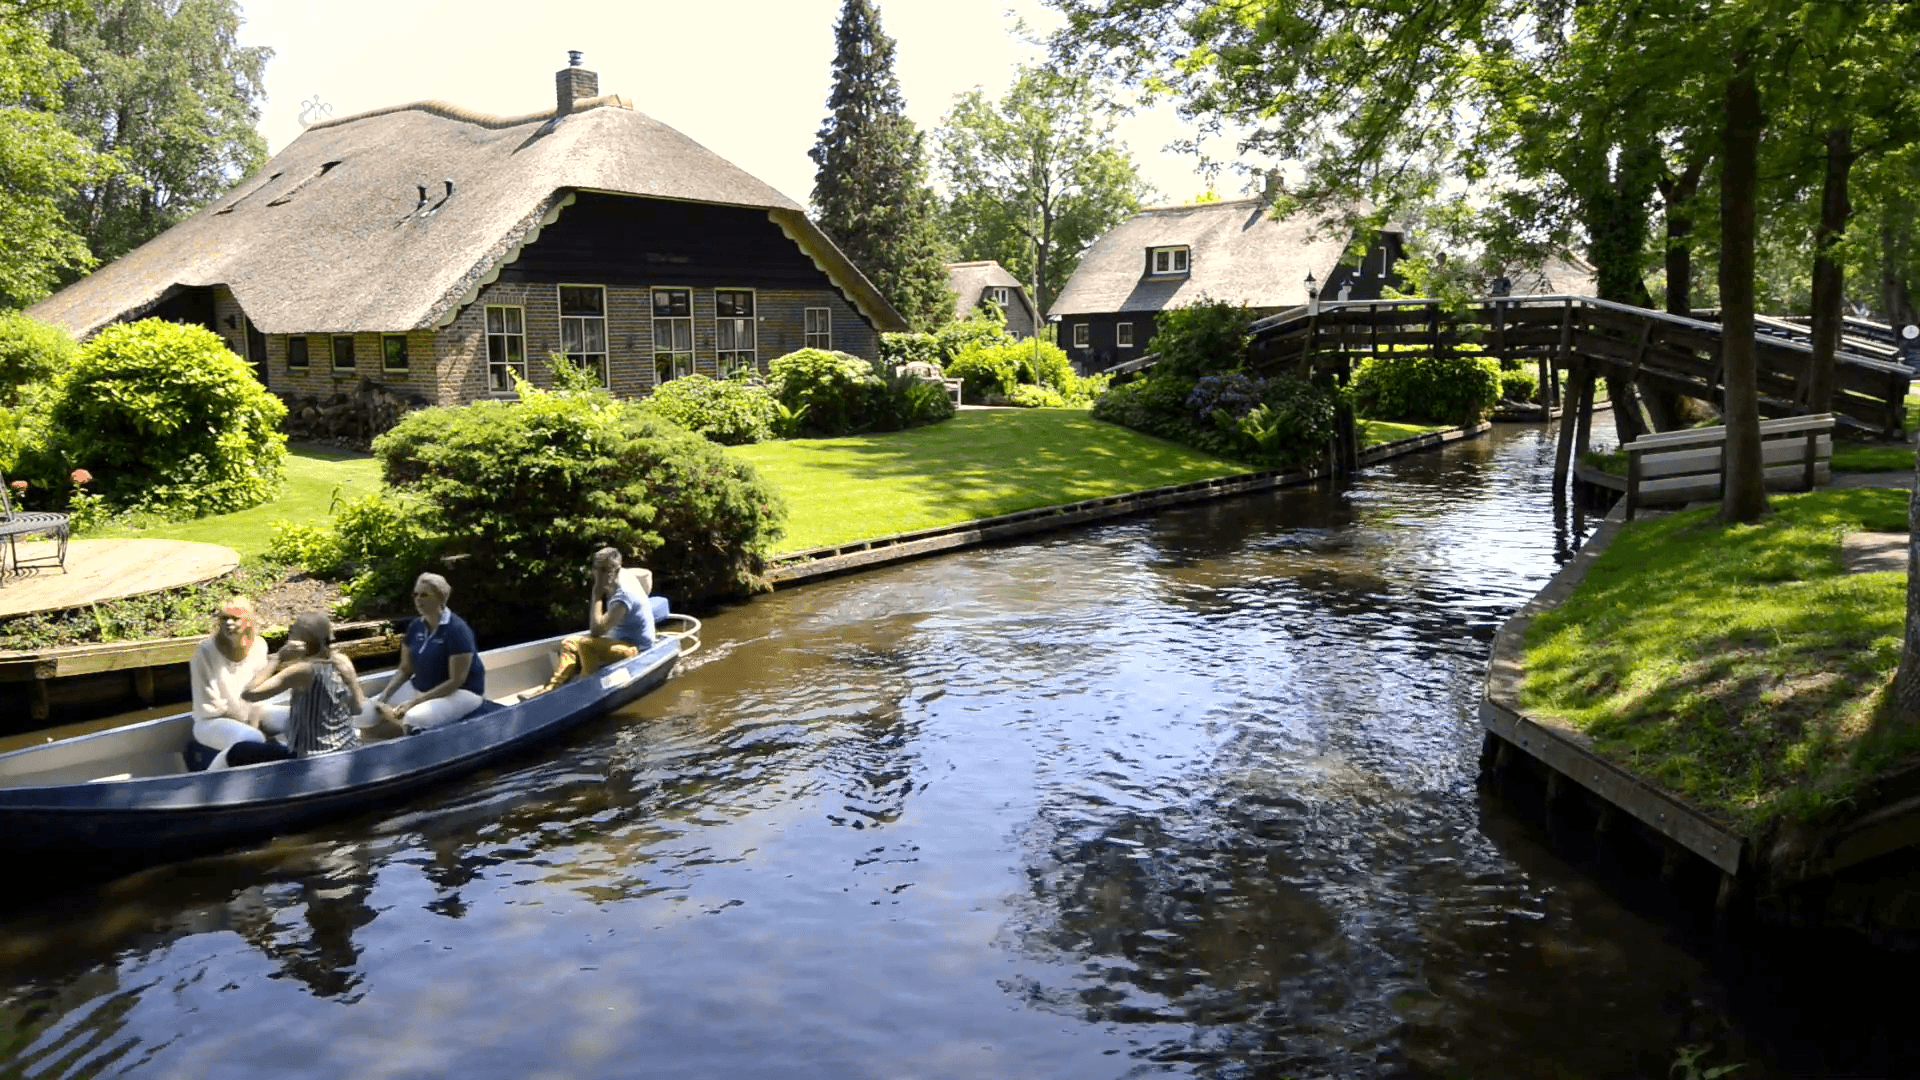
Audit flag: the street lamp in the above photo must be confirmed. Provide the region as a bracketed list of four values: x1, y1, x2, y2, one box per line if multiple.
[1304, 271, 1319, 316]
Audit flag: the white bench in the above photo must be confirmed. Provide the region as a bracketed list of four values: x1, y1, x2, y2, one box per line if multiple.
[1623, 413, 1833, 520]
[895, 363, 963, 406]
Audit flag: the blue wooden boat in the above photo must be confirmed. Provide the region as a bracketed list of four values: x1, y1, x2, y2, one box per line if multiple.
[0, 599, 698, 854]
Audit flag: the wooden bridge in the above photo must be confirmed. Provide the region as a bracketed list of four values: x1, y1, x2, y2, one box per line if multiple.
[1242, 295, 1914, 489]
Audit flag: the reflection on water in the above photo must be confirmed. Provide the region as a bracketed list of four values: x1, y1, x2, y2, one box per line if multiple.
[0, 424, 1909, 1079]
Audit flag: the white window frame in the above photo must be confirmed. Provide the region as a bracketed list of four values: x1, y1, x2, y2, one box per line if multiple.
[1117, 322, 1134, 348]
[986, 287, 1011, 308]
[715, 288, 757, 378]
[485, 305, 526, 392]
[286, 336, 309, 374]
[1072, 323, 1089, 348]
[804, 307, 832, 350]
[1149, 246, 1191, 275]
[558, 284, 609, 387]
[653, 287, 695, 384]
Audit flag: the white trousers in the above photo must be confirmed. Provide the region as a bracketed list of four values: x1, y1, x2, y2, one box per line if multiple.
[386, 681, 484, 732]
[194, 706, 290, 771]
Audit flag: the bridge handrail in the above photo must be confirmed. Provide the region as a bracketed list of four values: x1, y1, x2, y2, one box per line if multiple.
[1625, 412, 1835, 452]
[1249, 294, 1914, 376]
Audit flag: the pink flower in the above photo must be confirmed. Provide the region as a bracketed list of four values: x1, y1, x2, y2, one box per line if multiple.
[70, 469, 92, 486]
[8, 480, 25, 491]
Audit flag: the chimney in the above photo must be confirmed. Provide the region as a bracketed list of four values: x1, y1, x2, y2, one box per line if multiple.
[1262, 169, 1284, 204]
[555, 51, 598, 115]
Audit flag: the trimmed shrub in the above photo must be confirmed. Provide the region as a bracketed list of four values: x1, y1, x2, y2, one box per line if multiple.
[269, 493, 439, 615]
[0, 312, 78, 409]
[1499, 367, 1540, 403]
[768, 348, 885, 436]
[1152, 299, 1255, 378]
[1093, 375, 1238, 458]
[876, 369, 958, 428]
[373, 385, 785, 629]
[638, 374, 778, 445]
[934, 311, 1014, 364]
[46, 320, 286, 517]
[1350, 350, 1502, 426]
[880, 331, 940, 370]
[1004, 384, 1069, 408]
[1097, 371, 1335, 467]
[946, 342, 1022, 403]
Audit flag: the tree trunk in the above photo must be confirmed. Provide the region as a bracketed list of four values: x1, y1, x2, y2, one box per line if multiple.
[1719, 55, 1770, 523]
[1806, 127, 1852, 414]
[1647, 156, 1705, 431]
[1883, 219, 1919, 327]
[1896, 463, 1920, 716]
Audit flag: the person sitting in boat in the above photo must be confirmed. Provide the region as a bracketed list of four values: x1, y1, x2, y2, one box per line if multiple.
[241, 613, 372, 758]
[189, 596, 291, 770]
[524, 547, 655, 699]
[374, 572, 486, 734]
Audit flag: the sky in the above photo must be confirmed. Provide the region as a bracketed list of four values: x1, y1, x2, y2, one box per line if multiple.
[234, 0, 1248, 211]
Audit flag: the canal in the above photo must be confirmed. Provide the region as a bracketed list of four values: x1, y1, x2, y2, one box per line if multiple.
[0, 423, 1907, 1078]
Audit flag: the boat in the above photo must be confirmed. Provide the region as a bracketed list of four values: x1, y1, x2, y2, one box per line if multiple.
[0, 599, 700, 855]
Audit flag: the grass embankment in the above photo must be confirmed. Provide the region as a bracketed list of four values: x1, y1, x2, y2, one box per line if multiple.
[728, 409, 1246, 553]
[1358, 419, 1452, 447]
[1522, 489, 1920, 830]
[99, 446, 382, 558]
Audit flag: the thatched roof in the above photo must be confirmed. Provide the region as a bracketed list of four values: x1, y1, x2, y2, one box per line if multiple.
[31, 96, 905, 336]
[1506, 253, 1599, 297]
[1047, 197, 1377, 319]
[943, 260, 1036, 324]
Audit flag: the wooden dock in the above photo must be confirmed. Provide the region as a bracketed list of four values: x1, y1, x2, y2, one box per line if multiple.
[0, 538, 240, 618]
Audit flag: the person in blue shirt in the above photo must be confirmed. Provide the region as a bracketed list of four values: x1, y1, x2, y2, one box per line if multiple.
[374, 572, 486, 733]
[523, 547, 655, 699]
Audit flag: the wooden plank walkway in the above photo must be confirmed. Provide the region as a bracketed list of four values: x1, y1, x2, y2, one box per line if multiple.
[0, 539, 240, 619]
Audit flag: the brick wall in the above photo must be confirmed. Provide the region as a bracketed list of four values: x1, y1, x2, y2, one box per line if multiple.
[267, 330, 440, 404]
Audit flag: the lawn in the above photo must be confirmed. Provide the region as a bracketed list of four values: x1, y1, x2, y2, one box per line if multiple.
[1358, 419, 1451, 448]
[728, 409, 1248, 553]
[97, 445, 382, 558]
[1521, 489, 1920, 831]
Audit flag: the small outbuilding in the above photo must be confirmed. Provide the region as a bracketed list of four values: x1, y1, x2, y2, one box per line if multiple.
[942, 261, 1038, 340]
[29, 53, 906, 407]
[1048, 192, 1405, 373]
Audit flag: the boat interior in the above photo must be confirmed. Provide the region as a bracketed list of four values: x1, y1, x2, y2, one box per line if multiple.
[0, 612, 700, 790]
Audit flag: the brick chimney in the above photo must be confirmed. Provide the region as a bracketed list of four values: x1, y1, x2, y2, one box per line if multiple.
[555, 51, 598, 115]
[1262, 168, 1284, 204]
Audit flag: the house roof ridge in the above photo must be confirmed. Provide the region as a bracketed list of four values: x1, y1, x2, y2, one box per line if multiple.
[1136, 196, 1267, 213]
[305, 93, 636, 134]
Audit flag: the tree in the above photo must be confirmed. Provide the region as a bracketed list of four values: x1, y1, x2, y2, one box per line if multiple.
[0, 0, 115, 307]
[42, 0, 269, 265]
[935, 66, 1151, 314]
[809, 0, 952, 331]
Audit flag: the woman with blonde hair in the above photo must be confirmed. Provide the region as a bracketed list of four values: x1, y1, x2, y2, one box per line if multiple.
[189, 596, 290, 770]
[374, 572, 486, 733]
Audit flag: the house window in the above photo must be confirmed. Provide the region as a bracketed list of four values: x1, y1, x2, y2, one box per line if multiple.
[486, 305, 526, 391]
[715, 289, 756, 377]
[559, 285, 608, 386]
[1072, 323, 1089, 348]
[1149, 246, 1190, 275]
[287, 336, 309, 373]
[382, 334, 409, 373]
[804, 307, 832, 350]
[652, 288, 694, 383]
[331, 335, 355, 372]
[1117, 322, 1135, 348]
[986, 287, 1011, 308]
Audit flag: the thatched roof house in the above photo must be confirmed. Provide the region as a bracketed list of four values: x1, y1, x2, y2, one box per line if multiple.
[942, 261, 1037, 339]
[30, 54, 906, 413]
[1048, 194, 1403, 373]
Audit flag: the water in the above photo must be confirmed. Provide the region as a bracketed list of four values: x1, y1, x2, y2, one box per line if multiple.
[0, 424, 1904, 1079]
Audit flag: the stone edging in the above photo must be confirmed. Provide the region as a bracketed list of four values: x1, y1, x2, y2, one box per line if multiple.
[769, 422, 1493, 588]
[1480, 502, 1751, 875]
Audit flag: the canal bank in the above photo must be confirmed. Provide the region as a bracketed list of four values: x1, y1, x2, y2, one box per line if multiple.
[1481, 490, 1920, 943]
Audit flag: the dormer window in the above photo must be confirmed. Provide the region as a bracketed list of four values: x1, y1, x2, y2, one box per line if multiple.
[1148, 246, 1190, 276]
[986, 287, 1011, 308]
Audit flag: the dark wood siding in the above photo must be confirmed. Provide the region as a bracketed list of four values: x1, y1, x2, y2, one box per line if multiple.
[500, 192, 849, 293]
[1060, 312, 1162, 375]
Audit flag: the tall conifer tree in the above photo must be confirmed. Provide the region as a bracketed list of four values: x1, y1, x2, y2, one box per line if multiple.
[810, 0, 952, 332]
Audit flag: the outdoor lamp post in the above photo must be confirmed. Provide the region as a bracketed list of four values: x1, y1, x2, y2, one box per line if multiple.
[1305, 271, 1320, 316]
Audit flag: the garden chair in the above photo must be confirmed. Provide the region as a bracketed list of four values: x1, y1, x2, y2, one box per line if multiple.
[0, 474, 71, 582]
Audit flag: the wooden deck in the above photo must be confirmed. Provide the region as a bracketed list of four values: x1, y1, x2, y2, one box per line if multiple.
[0, 539, 240, 619]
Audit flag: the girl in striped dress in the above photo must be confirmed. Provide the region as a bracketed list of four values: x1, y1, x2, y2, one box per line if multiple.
[243, 613, 369, 758]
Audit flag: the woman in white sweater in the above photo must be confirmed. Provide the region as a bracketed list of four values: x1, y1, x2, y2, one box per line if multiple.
[189, 596, 291, 769]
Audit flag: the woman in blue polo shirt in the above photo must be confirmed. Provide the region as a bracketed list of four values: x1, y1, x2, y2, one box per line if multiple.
[374, 572, 486, 733]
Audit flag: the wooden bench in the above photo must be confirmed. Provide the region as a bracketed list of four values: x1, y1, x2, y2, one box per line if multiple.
[1624, 413, 1833, 520]
[895, 363, 964, 406]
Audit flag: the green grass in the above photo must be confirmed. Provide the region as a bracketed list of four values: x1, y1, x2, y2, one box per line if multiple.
[1832, 441, 1916, 473]
[1357, 419, 1451, 447]
[96, 446, 381, 558]
[728, 409, 1247, 553]
[1522, 489, 1920, 831]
